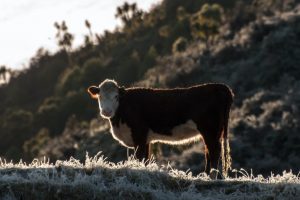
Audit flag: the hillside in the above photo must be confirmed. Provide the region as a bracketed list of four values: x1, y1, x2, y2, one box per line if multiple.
[0, 155, 299, 200]
[0, 0, 300, 181]
[139, 7, 300, 175]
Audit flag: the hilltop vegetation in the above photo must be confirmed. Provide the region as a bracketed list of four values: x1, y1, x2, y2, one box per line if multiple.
[0, 0, 300, 178]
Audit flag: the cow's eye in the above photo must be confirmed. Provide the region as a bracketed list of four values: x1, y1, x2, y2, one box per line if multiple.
[115, 95, 119, 100]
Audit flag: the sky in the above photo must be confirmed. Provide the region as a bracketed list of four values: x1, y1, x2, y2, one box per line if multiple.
[0, 0, 161, 70]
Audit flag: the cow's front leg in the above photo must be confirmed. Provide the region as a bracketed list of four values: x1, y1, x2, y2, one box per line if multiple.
[204, 145, 211, 174]
[134, 143, 151, 162]
[131, 124, 151, 162]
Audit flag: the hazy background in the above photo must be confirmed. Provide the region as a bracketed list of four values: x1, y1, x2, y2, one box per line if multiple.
[0, 0, 160, 69]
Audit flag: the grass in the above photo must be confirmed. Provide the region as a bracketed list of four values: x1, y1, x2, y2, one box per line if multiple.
[0, 152, 299, 200]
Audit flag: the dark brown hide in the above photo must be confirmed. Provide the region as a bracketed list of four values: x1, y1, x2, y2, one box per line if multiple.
[108, 83, 234, 175]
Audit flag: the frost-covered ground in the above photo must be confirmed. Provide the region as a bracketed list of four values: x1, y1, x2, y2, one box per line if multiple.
[0, 153, 299, 200]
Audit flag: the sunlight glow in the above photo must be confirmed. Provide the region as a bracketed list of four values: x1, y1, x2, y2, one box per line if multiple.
[0, 0, 161, 69]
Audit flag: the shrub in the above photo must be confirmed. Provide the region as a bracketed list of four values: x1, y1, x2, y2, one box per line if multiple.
[190, 3, 224, 49]
[23, 128, 50, 158]
[80, 58, 100, 84]
[172, 37, 188, 53]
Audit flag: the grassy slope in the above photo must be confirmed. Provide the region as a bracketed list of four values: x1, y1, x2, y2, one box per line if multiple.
[0, 154, 299, 200]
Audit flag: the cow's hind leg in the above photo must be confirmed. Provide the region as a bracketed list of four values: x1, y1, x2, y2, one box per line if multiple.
[206, 138, 222, 179]
[201, 130, 222, 179]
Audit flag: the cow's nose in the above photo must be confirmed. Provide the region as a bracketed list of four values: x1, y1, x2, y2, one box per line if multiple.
[102, 110, 112, 116]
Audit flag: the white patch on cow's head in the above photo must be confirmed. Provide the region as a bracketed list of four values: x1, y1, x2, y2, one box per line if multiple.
[97, 79, 120, 119]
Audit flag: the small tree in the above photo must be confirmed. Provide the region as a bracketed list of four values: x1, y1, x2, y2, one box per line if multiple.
[190, 3, 224, 50]
[115, 2, 143, 29]
[84, 19, 94, 45]
[54, 21, 74, 66]
[0, 65, 7, 83]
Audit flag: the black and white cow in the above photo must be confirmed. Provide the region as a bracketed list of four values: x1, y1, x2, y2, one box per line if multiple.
[88, 79, 234, 177]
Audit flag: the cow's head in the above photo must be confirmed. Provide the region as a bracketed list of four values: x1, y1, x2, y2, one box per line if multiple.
[88, 79, 120, 119]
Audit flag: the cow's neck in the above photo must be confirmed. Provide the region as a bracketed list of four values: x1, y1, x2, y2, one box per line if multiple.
[109, 104, 123, 127]
[109, 91, 127, 127]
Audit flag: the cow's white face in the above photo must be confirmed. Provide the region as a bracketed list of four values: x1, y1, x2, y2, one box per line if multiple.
[88, 79, 120, 119]
[98, 86, 119, 119]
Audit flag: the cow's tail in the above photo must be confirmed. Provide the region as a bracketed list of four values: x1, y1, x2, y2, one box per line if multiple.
[221, 88, 233, 177]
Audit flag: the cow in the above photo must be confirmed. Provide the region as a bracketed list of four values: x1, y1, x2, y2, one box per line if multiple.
[88, 79, 234, 177]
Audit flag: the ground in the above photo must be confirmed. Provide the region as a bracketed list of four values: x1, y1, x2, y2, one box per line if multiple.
[0, 153, 299, 200]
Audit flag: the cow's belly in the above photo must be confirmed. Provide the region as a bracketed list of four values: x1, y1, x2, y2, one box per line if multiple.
[109, 121, 134, 148]
[147, 120, 201, 145]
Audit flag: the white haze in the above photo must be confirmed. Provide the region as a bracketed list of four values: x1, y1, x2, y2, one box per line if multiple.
[0, 0, 160, 69]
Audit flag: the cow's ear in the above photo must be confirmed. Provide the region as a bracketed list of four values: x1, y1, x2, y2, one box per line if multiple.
[87, 86, 100, 99]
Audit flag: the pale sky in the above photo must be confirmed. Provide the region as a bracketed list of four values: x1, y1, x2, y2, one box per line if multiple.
[0, 0, 160, 69]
